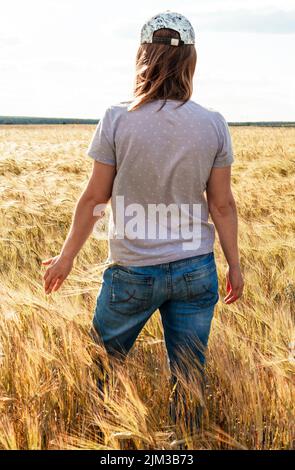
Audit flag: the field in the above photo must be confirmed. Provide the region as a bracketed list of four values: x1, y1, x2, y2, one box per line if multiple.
[0, 124, 294, 450]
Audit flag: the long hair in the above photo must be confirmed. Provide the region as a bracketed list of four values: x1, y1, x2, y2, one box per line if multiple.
[127, 27, 197, 112]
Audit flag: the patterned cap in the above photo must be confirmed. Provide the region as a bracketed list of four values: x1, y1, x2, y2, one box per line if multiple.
[140, 10, 195, 46]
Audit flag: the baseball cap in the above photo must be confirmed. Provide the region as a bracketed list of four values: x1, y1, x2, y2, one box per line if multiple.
[140, 10, 195, 47]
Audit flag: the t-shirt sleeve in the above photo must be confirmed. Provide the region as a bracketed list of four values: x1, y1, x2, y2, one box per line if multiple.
[86, 106, 116, 166]
[212, 112, 234, 168]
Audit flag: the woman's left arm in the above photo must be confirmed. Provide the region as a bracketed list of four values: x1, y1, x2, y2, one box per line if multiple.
[42, 161, 116, 294]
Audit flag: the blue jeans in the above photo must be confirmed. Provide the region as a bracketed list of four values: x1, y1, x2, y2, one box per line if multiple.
[91, 251, 219, 429]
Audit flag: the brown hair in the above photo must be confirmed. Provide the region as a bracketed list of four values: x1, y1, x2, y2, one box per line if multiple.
[127, 27, 197, 112]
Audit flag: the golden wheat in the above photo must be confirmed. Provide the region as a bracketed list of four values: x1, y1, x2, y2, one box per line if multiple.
[0, 124, 294, 449]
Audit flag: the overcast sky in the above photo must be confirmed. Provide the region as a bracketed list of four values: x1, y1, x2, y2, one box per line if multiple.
[0, 0, 294, 121]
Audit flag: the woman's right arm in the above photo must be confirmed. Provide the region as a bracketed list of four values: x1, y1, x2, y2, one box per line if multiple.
[42, 160, 116, 294]
[206, 165, 244, 304]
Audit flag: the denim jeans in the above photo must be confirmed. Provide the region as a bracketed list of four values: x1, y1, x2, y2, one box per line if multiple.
[91, 251, 219, 431]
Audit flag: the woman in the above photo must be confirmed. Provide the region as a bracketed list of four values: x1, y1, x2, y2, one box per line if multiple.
[42, 11, 244, 430]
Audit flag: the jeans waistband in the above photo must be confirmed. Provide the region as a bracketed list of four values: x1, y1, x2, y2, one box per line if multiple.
[158, 251, 214, 269]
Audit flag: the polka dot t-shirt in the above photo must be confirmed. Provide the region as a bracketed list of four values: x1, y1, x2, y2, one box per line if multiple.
[86, 98, 234, 266]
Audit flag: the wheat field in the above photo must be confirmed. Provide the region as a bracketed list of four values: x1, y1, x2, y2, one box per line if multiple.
[0, 124, 294, 450]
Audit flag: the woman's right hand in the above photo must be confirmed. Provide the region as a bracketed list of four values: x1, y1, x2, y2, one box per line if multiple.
[42, 254, 74, 294]
[224, 264, 244, 304]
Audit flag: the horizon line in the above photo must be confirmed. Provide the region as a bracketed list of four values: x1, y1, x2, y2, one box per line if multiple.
[0, 115, 295, 127]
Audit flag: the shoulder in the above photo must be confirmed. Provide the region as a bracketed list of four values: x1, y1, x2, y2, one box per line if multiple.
[107, 100, 133, 114]
[190, 100, 228, 124]
[206, 107, 229, 128]
[200, 104, 230, 135]
[98, 101, 132, 127]
[99, 101, 132, 124]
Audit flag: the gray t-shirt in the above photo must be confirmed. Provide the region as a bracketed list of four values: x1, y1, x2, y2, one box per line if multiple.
[86, 99, 234, 266]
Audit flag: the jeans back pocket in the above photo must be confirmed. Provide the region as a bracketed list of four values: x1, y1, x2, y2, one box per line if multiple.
[110, 267, 154, 315]
[183, 260, 219, 308]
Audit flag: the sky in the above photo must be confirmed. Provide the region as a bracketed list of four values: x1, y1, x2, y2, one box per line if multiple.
[0, 0, 295, 121]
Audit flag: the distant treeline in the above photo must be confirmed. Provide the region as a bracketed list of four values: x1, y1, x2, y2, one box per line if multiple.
[0, 116, 294, 127]
[228, 122, 295, 127]
[0, 116, 98, 125]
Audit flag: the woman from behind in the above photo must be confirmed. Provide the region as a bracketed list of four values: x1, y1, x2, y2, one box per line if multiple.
[42, 11, 244, 436]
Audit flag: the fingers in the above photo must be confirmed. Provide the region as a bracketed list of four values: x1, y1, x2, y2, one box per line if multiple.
[43, 268, 51, 281]
[42, 257, 57, 291]
[226, 275, 231, 294]
[44, 266, 61, 294]
[44, 274, 64, 294]
[48, 277, 59, 294]
[52, 278, 64, 292]
[42, 258, 54, 266]
[42, 259, 54, 281]
[45, 275, 60, 295]
[224, 293, 237, 304]
[224, 286, 243, 304]
[41, 256, 71, 294]
[224, 265, 244, 304]
[44, 273, 57, 294]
